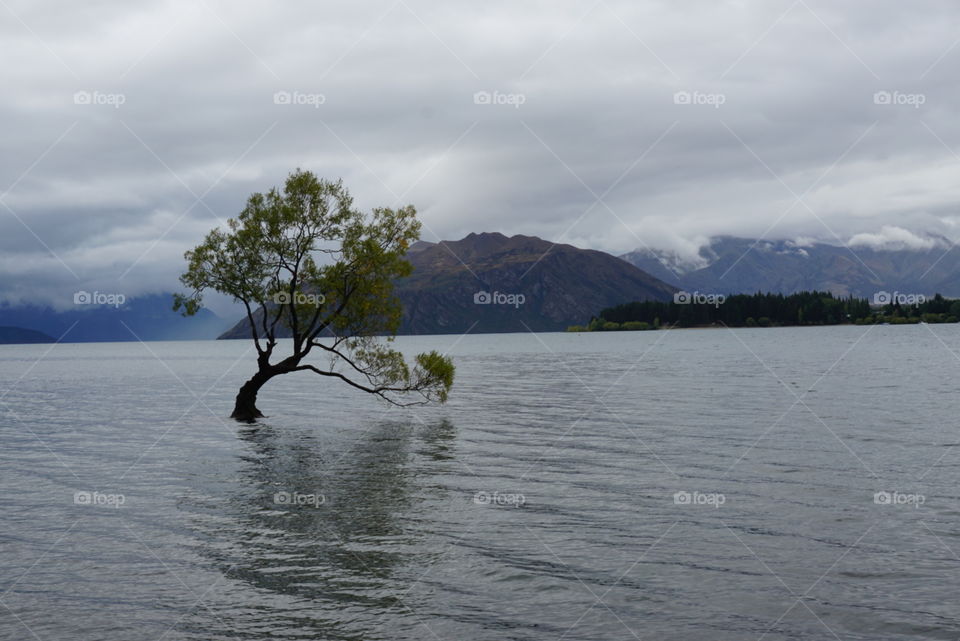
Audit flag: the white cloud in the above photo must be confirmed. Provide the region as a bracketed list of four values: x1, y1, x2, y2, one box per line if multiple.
[847, 225, 943, 250]
[3, 0, 960, 306]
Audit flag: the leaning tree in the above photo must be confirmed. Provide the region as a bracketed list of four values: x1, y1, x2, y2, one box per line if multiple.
[174, 169, 455, 421]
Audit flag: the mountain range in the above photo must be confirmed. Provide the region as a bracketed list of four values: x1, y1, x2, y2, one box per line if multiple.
[219, 232, 678, 338]
[0, 294, 229, 343]
[0, 326, 56, 344]
[621, 236, 960, 299]
[4, 232, 960, 344]
[395, 232, 677, 333]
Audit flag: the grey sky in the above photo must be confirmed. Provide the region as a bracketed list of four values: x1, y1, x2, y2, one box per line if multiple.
[2, 0, 960, 312]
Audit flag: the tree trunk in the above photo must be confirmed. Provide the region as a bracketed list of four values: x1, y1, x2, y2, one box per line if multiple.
[231, 371, 272, 422]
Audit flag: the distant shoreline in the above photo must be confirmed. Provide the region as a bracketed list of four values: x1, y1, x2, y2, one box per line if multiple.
[568, 320, 947, 333]
[571, 291, 958, 334]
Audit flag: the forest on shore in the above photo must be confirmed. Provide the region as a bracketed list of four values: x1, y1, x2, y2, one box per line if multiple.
[569, 291, 960, 332]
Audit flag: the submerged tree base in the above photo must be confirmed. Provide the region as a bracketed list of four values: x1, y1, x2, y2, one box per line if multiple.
[230, 364, 277, 423]
[230, 379, 268, 422]
[230, 406, 265, 423]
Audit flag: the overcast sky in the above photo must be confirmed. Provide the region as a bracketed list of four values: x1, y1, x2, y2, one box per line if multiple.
[3, 0, 960, 312]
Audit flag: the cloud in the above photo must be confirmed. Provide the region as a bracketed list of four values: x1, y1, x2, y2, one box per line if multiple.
[2, 0, 960, 309]
[847, 225, 944, 251]
[789, 237, 819, 248]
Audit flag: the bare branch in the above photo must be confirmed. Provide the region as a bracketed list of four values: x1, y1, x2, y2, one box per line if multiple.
[291, 364, 432, 407]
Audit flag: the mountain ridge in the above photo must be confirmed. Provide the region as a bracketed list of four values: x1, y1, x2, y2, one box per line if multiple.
[0, 293, 230, 343]
[218, 231, 678, 338]
[621, 236, 960, 298]
[0, 326, 56, 344]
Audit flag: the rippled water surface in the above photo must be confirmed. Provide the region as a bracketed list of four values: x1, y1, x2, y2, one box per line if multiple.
[2, 326, 960, 640]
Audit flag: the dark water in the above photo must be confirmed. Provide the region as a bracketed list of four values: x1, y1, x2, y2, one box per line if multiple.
[2, 326, 959, 640]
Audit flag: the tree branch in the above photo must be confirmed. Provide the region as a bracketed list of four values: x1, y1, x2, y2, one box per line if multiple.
[290, 364, 432, 406]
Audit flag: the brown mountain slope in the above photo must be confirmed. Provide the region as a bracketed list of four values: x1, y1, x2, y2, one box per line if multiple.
[218, 232, 676, 338]
[396, 232, 676, 333]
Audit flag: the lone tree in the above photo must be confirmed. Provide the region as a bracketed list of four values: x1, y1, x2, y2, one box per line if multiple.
[174, 170, 455, 422]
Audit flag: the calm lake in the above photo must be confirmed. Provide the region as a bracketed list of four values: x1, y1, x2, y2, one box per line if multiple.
[1, 326, 959, 640]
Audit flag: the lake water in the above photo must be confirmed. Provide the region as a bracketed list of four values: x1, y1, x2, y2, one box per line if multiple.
[1, 326, 959, 640]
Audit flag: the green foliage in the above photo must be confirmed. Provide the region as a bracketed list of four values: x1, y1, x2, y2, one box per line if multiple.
[587, 317, 605, 332]
[413, 351, 456, 403]
[175, 169, 454, 407]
